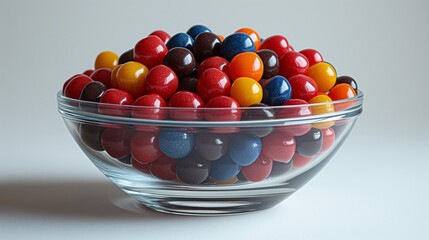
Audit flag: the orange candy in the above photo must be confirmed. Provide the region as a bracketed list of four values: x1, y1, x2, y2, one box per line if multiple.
[329, 83, 357, 111]
[236, 27, 261, 50]
[229, 52, 264, 81]
[110, 64, 122, 88]
[94, 51, 119, 70]
[116, 61, 149, 98]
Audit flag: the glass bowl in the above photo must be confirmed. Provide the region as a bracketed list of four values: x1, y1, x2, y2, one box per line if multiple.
[57, 90, 363, 216]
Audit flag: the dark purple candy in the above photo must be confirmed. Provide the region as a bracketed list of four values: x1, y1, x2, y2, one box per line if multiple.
[193, 32, 221, 62]
[178, 77, 198, 92]
[79, 124, 105, 151]
[80, 81, 106, 102]
[119, 49, 134, 64]
[335, 76, 358, 93]
[241, 103, 275, 137]
[176, 151, 210, 184]
[196, 133, 231, 161]
[257, 49, 279, 79]
[269, 160, 293, 177]
[163, 47, 196, 78]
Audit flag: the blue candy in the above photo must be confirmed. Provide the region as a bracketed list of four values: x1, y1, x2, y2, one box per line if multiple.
[220, 33, 255, 61]
[228, 134, 262, 166]
[166, 33, 194, 51]
[209, 155, 241, 181]
[262, 75, 292, 106]
[186, 24, 212, 40]
[158, 129, 195, 159]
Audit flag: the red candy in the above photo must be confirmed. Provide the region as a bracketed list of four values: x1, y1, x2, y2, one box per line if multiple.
[150, 155, 177, 180]
[101, 128, 132, 159]
[259, 35, 290, 58]
[98, 88, 134, 117]
[241, 154, 273, 182]
[197, 56, 229, 77]
[299, 49, 323, 66]
[262, 132, 296, 163]
[132, 93, 167, 120]
[168, 91, 205, 120]
[278, 51, 309, 79]
[132, 156, 151, 174]
[277, 99, 312, 136]
[134, 36, 168, 69]
[130, 131, 162, 164]
[64, 74, 93, 99]
[90, 68, 112, 89]
[320, 127, 335, 152]
[83, 69, 94, 77]
[288, 74, 319, 102]
[149, 30, 171, 44]
[144, 65, 178, 100]
[205, 96, 241, 121]
[197, 68, 231, 102]
[292, 153, 313, 168]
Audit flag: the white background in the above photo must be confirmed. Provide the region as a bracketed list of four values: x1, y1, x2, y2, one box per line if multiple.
[0, 0, 428, 239]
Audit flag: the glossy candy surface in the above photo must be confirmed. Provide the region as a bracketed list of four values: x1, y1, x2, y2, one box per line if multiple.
[79, 124, 105, 151]
[193, 32, 221, 62]
[130, 131, 161, 164]
[118, 49, 134, 64]
[307, 62, 337, 92]
[149, 30, 171, 44]
[101, 127, 131, 159]
[228, 134, 262, 166]
[288, 74, 318, 102]
[197, 56, 229, 77]
[259, 35, 290, 58]
[150, 155, 177, 180]
[168, 91, 205, 120]
[134, 36, 168, 69]
[158, 129, 195, 159]
[94, 51, 118, 70]
[257, 49, 279, 79]
[278, 51, 309, 79]
[205, 96, 241, 121]
[292, 153, 313, 168]
[132, 94, 167, 120]
[236, 27, 261, 51]
[230, 77, 263, 107]
[196, 68, 230, 102]
[241, 154, 272, 182]
[328, 83, 356, 101]
[229, 52, 264, 81]
[163, 47, 196, 78]
[277, 99, 312, 136]
[299, 49, 323, 66]
[110, 64, 122, 88]
[196, 133, 230, 161]
[90, 68, 112, 88]
[295, 128, 323, 157]
[241, 103, 275, 137]
[269, 161, 292, 177]
[116, 61, 149, 98]
[262, 75, 292, 106]
[178, 77, 198, 92]
[320, 127, 335, 152]
[64, 75, 93, 99]
[220, 33, 255, 61]
[262, 132, 296, 163]
[336, 76, 358, 93]
[209, 155, 241, 181]
[79, 81, 106, 103]
[186, 24, 212, 40]
[176, 151, 210, 184]
[144, 65, 178, 100]
[98, 88, 134, 117]
[166, 33, 194, 51]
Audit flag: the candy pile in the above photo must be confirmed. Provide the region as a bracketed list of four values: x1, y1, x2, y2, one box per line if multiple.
[62, 25, 358, 184]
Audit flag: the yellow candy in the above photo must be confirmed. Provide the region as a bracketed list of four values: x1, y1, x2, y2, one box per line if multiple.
[116, 61, 149, 98]
[94, 51, 119, 70]
[307, 62, 336, 92]
[230, 77, 263, 107]
[309, 94, 335, 129]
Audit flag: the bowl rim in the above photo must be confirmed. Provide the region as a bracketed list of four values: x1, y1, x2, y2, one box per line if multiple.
[57, 90, 363, 127]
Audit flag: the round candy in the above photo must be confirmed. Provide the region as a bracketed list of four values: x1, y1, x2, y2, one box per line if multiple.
[229, 52, 264, 81]
[277, 99, 312, 136]
[295, 128, 323, 157]
[230, 77, 263, 107]
[150, 154, 177, 180]
[197, 56, 229, 77]
[132, 156, 151, 174]
[336, 76, 358, 93]
[196, 68, 230, 102]
[79, 124, 105, 151]
[228, 134, 262, 166]
[149, 30, 171, 44]
[94, 51, 118, 70]
[144, 65, 178, 100]
[82, 69, 94, 77]
[163, 47, 196, 78]
[134, 35, 168, 69]
[193, 32, 221, 62]
[307, 62, 337, 92]
[299, 49, 323, 66]
[261, 75, 292, 106]
[166, 33, 194, 51]
[219, 33, 256, 61]
[236, 27, 261, 51]
[178, 77, 198, 92]
[158, 129, 195, 159]
[269, 161, 293, 177]
[132, 93, 167, 120]
[262, 132, 296, 163]
[241, 103, 275, 137]
[110, 64, 122, 88]
[205, 96, 241, 121]
[168, 91, 205, 120]
[64, 74, 93, 99]
[241, 154, 273, 182]
[292, 153, 313, 168]
[79, 81, 106, 103]
[259, 35, 290, 58]
[288, 74, 319, 102]
[130, 131, 161, 164]
[209, 155, 241, 181]
[90, 68, 112, 88]
[116, 61, 149, 98]
[176, 151, 210, 184]
[118, 49, 134, 64]
[186, 24, 212, 40]
[196, 133, 231, 161]
[308, 94, 335, 115]
[257, 49, 279, 79]
[328, 83, 356, 101]
[98, 88, 134, 117]
[320, 127, 335, 152]
[278, 51, 309, 79]
[101, 127, 132, 159]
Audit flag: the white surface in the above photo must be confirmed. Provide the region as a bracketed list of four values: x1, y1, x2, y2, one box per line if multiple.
[1, 0, 428, 239]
